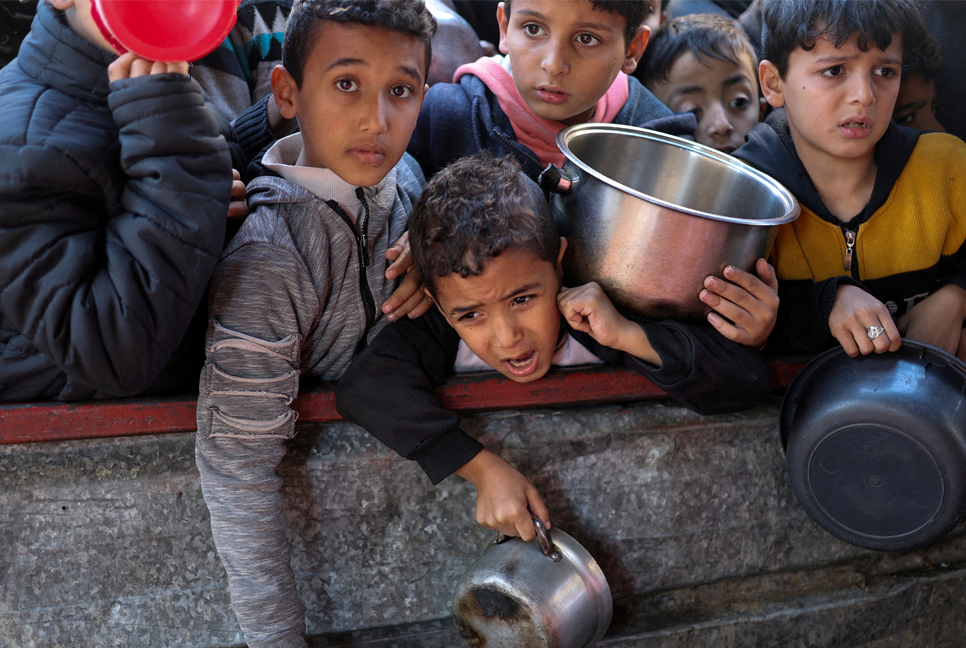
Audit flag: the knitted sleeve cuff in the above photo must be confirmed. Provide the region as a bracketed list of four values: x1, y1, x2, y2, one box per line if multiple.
[231, 94, 276, 162]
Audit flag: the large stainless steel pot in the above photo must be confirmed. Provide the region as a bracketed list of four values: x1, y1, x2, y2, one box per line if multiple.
[451, 517, 611, 648]
[546, 124, 800, 321]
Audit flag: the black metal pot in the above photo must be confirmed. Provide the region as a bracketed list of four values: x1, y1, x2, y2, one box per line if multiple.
[780, 340, 966, 551]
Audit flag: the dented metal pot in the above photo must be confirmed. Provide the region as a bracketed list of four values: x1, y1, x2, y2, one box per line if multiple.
[451, 517, 612, 648]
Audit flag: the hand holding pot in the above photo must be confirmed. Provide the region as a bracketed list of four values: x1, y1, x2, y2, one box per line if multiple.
[455, 449, 550, 541]
[700, 258, 779, 348]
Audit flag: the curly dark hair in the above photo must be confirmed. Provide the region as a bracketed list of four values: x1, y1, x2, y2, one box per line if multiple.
[410, 152, 561, 298]
[282, 0, 437, 88]
[503, 0, 651, 45]
[642, 13, 757, 87]
[903, 30, 943, 82]
[760, 0, 927, 78]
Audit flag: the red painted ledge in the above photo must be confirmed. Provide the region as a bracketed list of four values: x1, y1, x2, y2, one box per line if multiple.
[0, 362, 804, 446]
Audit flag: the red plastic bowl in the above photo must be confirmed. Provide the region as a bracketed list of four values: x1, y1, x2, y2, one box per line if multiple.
[92, 0, 239, 62]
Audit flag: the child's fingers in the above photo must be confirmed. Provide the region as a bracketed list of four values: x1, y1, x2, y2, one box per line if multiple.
[385, 250, 413, 280]
[707, 311, 749, 345]
[107, 52, 138, 81]
[526, 491, 551, 532]
[755, 258, 779, 292]
[383, 271, 421, 316]
[385, 231, 410, 263]
[387, 288, 433, 322]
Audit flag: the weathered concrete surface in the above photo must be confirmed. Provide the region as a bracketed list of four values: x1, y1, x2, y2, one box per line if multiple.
[2, 399, 965, 647]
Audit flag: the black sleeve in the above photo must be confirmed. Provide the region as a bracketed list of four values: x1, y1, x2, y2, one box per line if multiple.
[571, 318, 772, 415]
[335, 309, 484, 485]
[766, 276, 866, 357]
[0, 74, 231, 397]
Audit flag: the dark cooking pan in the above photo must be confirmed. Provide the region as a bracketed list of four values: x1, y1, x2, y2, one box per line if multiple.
[780, 340, 966, 551]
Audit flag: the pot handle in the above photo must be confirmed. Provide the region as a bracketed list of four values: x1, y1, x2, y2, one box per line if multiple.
[494, 514, 563, 562]
[532, 516, 563, 562]
[538, 163, 576, 195]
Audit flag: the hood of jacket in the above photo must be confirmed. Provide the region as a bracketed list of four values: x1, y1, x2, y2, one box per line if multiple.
[735, 108, 920, 228]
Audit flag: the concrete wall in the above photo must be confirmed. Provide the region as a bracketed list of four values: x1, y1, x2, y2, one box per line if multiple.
[2, 399, 965, 647]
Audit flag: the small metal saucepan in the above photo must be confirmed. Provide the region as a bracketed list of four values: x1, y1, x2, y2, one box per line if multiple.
[543, 123, 799, 321]
[451, 517, 612, 648]
[781, 340, 966, 551]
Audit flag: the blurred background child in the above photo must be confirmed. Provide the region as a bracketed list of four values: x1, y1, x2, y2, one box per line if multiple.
[641, 12, 764, 152]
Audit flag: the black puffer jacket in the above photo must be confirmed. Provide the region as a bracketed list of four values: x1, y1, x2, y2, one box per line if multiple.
[0, 4, 232, 402]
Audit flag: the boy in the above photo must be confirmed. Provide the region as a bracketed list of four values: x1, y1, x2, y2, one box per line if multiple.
[0, 0, 234, 401]
[642, 13, 764, 153]
[336, 152, 776, 542]
[734, 0, 966, 359]
[406, 0, 697, 180]
[892, 30, 945, 132]
[194, 2, 434, 646]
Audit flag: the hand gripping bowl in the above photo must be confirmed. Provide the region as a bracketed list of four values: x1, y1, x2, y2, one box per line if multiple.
[452, 517, 612, 648]
[544, 124, 800, 321]
[780, 341, 966, 551]
[92, 0, 239, 62]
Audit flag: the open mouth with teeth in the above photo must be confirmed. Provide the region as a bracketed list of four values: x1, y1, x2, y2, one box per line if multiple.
[503, 351, 538, 378]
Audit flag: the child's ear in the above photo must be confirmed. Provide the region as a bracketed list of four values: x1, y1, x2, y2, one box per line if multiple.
[556, 237, 568, 275]
[759, 60, 785, 109]
[271, 65, 300, 121]
[621, 26, 651, 75]
[496, 2, 510, 56]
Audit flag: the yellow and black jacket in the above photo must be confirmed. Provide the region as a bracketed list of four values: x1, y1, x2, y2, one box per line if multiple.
[735, 109, 966, 357]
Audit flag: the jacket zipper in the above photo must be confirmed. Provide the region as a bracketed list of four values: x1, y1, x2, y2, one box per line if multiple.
[843, 228, 858, 278]
[326, 191, 376, 348]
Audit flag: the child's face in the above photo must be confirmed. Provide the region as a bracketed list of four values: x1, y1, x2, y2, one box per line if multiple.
[648, 50, 761, 153]
[760, 33, 903, 169]
[643, 0, 665, 36]
[272, 22, 427, 185]
[497, 0, 647, 125]
[893, 73, 945, 132]
[431, 243, 567, 383]
[50, 0, 121, 54]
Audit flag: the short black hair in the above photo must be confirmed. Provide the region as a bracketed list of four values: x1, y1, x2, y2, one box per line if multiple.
[903, 30, 943, 82]
[760, 0, 927, 78]
[642, 13, 758, 88]
[410, 152, 561, 298]
[281, 0, 437, 88]
[504, 0, 651, 45]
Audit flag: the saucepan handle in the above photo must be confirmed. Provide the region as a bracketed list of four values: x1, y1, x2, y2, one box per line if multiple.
[537, 163, 578, 195]
[532, 515, 562, 562]
[493, 514, 563, 562]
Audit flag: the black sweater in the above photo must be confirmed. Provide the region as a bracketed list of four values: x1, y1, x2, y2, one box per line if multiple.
[336, 308, 771, 485]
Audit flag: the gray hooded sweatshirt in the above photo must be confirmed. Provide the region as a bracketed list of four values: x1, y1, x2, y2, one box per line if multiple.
[195, 135, 424, 648]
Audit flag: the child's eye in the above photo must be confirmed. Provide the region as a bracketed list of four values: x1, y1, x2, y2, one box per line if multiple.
[576, 33, 600, 46]
[874, 67, 898, 79]
[730, 96, 751, 110]
[336, 79, 359, 92]
[512, 295, 533, 307]
[820, 65, 845, 78]
[458, 311, 481, 322]
[894, 112, 914, 126]
[523, 22, 545, 37]
[390, 85, 414, 99]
